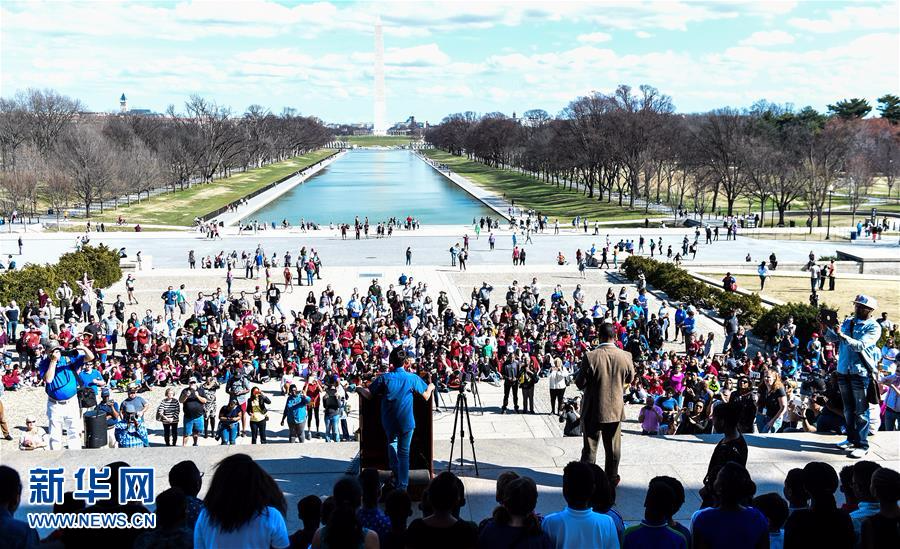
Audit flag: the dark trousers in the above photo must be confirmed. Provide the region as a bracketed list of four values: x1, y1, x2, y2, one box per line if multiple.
[549, 388, 565, 414]
[837, 374, 870, 450]
[204, 413, 216, 437]
[502, 381, 519, 410]
[250, 419, 267, 444]
[287, 420, 305, 442]
[581, 421, 623, 482]
[162, 423, 178, 446]
[521, 386, 535, 413]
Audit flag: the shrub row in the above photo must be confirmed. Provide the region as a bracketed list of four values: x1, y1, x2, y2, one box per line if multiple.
[0, 245, 122, 306]
[621, 255, 764, 326]
[752, 302, 833, 345]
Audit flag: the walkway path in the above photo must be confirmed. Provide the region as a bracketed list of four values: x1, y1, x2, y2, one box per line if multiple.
[416, 152, 513, 220]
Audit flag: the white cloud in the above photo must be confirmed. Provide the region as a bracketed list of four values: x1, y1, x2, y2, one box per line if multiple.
[739, 30, 795, 47]
[577, 32, 612, 43]
[789, 4, 899, 33]
[416, 84, 473, 98]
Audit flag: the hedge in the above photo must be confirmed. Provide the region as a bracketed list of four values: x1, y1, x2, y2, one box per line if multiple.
[753, 302, 836, 344]
[621, 256, 764, 326]
[0, 245, 122, 306]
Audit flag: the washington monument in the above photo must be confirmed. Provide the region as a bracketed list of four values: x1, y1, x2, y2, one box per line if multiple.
[373, 17, 387, 136]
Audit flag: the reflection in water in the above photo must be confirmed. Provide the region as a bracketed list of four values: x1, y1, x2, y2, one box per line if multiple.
[244, 150, 496, 225]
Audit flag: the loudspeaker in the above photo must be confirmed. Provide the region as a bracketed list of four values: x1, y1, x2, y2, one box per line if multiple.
[358, 393, 433, 499]
[83, 410, 108, 449]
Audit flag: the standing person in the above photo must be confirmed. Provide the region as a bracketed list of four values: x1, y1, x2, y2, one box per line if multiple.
[17, 236, 22, 255]
[500, 355, 520, 414]
[188, 250, 196, 269]
[156, 387, 180, 447]
[357, 347, 435, 492]
[202, 375, 219, 439]
[39, 336, 95, 450]
[217, 398, 241, 446]
[693, 463, 768, 549]
[282, 266, 293, 293]
[828, 260, 837, 291]
[518, 361, 538, 414]
[281, 383, 309, 443]
[406, 247, 412, 266]
[548, 361, 568, 415]
[756, 368, 787, 434]
[248, 386, 271, 444]
[809, 263, 820, 293]
[194, 454, 289, 549]
[575, 322, 635, 484]
[55, 281, 73, 318]
[266, 283, 283, 316]
[758, 261, 769, 290]
[701, 400, 748, 507]
[179, 378, 207, 447]
[682, 307, 697, 355]
[125, 274, 138, 305]
[822, 294, 882, 459]
[489, 232, 495, 250]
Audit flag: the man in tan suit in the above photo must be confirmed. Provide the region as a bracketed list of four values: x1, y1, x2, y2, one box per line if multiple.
[575, 322, 634, 483]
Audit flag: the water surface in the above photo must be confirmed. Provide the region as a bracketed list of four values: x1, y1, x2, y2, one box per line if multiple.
[245, 150, 495, 224]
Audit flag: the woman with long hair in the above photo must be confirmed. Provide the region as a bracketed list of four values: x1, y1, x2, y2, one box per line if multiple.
[194, 454, 289, 548]
[477, 476, 551, 549]
[756, 367, 787, 433]
[248, 386, 271, 444]
[311, 476, 378, 549]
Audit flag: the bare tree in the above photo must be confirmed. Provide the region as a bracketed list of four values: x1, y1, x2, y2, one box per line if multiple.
[57, 125, 116, 218]
[21, 88, 83, 157]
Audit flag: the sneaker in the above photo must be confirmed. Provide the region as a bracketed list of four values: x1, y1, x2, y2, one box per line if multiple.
[835, 439, 853, 449]
[849, 447, 869, 459]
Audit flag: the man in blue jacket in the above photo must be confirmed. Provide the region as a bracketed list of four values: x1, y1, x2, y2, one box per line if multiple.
[358, 347, 434, 491]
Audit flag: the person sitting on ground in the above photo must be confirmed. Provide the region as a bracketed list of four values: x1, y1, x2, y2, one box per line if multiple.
[782, 468, 808, 516]
[752, 493, 789, 549]
[541, 461, 618, 549]
[357, 468, 391, 542]
[168, 460, 204, 529]
[312, 476, 378, 549]
[860, 468, 900, 549]
[652, 476, 691, 546]
[289, 495, 321, 549]
[692, 462, 767, 549]
[406, 471, 478, 549]
[477, 476, 551, 549]
[849, 461, 883, 542]
[588, 464, 624, 544]
[783, 462, 854, 549]
[133, 487, 193, 549]
[194, 454, 289, 549]
[623, 478, 688, 549]
[382, 489, 413, 549]
[17, 415, 47, 450]
[0, 465, 40, 547]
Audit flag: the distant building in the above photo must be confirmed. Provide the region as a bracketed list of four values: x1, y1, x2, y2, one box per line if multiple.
[387, 115, 424, 136]
[117, 93, 158, 116]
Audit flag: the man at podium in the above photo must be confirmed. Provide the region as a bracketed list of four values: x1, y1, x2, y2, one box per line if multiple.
[357, 347, 435, 491]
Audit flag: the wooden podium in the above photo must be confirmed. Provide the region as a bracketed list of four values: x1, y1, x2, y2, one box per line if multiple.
[358, 393, 434, 499]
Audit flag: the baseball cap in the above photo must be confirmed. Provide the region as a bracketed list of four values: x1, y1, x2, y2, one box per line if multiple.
[853, 294, 878, 310]
[40, 337, 63, 353]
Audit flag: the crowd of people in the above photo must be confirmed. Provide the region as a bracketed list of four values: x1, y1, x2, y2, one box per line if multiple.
[2, 445, 898, 549]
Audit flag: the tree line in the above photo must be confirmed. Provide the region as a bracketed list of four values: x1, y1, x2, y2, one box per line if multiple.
[0, 88, 333, 219]
[426, 87, 900, 227]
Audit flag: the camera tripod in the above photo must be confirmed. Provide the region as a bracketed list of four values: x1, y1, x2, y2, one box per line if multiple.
[447, 387, 479, 476]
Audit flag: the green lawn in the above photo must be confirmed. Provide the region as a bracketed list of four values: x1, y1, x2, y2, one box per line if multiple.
[93, 150, 336, 226]
[423, 149, 648, 221]
[339, 135, 415, 147]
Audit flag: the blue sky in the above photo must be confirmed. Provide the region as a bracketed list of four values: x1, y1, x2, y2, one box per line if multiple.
[1, 1, 898, 124]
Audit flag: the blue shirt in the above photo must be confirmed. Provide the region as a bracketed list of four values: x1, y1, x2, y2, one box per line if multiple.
[369, 367, 427, 433]
[623, 520, 687, 549]
[0, 508, 39, 549]
[682, 316, 696, 334]
[692, 507, 768, 549]
[38, 353, 85, 401]
[826, 318, 882, 377]
[283, 394, 310, 423]
[77, 369, 103, 395]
